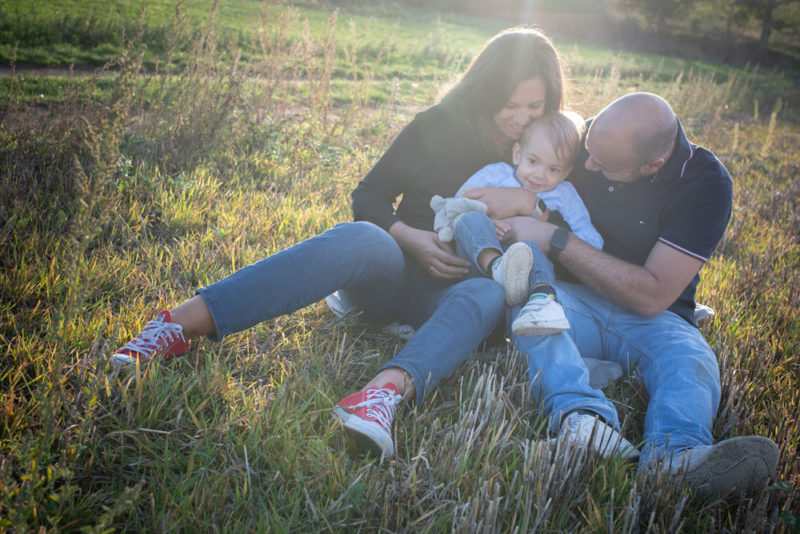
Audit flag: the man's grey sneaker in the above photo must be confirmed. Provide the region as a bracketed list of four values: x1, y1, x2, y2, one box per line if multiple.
[652, 436, 779, 499]
[512, 294, 570, 336]
[551, 413, 640, 461]
[491, 242, 533, 306]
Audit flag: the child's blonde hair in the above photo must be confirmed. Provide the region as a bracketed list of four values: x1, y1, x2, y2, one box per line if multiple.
[519, 111, 586, 166]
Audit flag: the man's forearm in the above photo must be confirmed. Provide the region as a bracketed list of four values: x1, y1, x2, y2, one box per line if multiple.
[506, 217, 684, 317]
[557, 235, 666, 316]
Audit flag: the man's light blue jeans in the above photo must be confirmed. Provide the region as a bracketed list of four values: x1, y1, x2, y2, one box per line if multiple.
[511, 281, 721, 462]
[197, 221, 506, 406]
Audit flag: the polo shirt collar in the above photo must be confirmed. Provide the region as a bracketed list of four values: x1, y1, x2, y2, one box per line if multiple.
[650, 118, 695, 184]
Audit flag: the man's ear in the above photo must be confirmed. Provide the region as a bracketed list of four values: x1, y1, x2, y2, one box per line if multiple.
[512, 142, 522, 166]
[640, 157, 666, 176]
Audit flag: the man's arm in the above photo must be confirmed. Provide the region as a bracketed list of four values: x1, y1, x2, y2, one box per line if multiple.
[507, 218, 703, 317]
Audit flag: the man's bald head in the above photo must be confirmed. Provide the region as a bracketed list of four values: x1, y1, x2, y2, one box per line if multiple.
[593, 93, 678, 165]
[584, 93, 678, 183]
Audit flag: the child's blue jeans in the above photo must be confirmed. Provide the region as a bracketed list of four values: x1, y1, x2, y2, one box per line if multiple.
[454, 210, 556, 290]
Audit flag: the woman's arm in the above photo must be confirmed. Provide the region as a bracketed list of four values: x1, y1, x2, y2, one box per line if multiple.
[462, 186, 539, 219]
[352, 108, 471, 279]
[389, 221, 469, 279]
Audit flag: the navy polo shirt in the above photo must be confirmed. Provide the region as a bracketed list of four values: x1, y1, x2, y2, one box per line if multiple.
[570, 119, 733, 325]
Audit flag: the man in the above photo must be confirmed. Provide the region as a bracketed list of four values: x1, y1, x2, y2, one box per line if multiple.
[502, 92, 779, 498]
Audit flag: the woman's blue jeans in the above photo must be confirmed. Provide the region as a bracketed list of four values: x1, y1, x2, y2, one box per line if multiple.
[511, 281, 721, 463]
[197, 221, 506, 406]
[454, 210, 555, 289]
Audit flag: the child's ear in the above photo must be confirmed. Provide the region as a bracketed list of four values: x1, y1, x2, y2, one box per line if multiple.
[512, 142, 522, 165]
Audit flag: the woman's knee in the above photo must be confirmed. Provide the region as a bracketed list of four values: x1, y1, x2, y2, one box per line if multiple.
[328, 221, 401, 261]
[329, 221, 389, 244]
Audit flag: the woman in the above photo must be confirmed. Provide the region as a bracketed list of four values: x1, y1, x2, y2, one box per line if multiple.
[113, 27, 565, 457]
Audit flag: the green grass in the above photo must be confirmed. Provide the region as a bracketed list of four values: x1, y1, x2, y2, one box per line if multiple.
[1, 1, 799, 531]
[3, 0, 795, 115]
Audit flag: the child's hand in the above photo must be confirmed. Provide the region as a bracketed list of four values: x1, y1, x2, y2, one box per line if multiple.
[494, 219, 518, 245]
[494, 219, 512, 240]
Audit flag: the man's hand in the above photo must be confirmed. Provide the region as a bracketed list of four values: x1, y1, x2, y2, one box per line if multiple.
[389, 221, 470, 279]
[462, 187, 537, 219]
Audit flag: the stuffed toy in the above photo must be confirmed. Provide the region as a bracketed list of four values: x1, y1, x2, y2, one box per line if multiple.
[429, 195, 487, 242]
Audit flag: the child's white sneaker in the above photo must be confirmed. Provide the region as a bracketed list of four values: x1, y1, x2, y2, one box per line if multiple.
[491, 242, 533, 305]
[512, 294, 570, 336]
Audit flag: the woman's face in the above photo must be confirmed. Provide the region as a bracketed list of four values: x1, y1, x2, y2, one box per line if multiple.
[492, 77, 548, 142]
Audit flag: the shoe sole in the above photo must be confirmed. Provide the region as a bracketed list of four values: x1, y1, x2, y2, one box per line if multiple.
[332, 406, 394, 457]
[511, 319, 570, 336]
[682, 436, 779, 498]
[110, 354, 141, 373]
[502, 243, 533, 306]
[109, 353, 185, 373]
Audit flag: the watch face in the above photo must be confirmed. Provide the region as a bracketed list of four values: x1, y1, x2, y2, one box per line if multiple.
[551, 228, 569, 251]
[531, 198, 548, 218]
[537, 198, 547, 213]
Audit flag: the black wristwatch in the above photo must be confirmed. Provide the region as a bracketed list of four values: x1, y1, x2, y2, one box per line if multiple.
[549, 227, 570, 259]
[530, 197, 548, 218]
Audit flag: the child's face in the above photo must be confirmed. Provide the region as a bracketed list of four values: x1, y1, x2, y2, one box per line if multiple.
[512, 126, 573, 193]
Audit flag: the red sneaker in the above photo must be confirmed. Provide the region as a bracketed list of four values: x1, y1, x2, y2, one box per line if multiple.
[111, 310, 191, 371]
[332, 383, 402, 457]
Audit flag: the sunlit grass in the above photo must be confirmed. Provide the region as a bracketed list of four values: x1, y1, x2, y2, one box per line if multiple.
[1, 1, 798, 531]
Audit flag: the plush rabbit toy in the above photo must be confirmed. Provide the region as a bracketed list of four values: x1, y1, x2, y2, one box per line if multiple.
[429, 195, 487, 242]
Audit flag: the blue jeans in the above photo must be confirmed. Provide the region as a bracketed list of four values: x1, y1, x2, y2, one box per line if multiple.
[511, 281, 720, 462]
[454, 210, 555, 288]
[197, 221, 506, 406]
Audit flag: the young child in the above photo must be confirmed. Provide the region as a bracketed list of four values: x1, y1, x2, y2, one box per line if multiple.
[436, 111, 603, 336]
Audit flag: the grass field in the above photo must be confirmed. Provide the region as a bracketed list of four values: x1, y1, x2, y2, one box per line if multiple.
[1, 1, 799, 531]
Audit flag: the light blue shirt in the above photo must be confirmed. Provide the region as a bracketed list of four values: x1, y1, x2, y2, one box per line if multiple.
[456, 162, 604, 250]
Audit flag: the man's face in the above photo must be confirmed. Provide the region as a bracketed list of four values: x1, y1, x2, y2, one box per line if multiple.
[584, 129, 645, 183]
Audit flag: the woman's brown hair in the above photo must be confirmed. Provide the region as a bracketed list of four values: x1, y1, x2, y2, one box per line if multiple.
[440, 27, 565, 120]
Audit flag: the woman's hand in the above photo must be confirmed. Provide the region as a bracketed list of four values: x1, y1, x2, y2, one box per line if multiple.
[462, 187, 537, 219]
[389, 222, 470, 279]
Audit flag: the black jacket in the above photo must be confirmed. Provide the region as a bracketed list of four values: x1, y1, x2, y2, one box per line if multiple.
[352, 104, 503, 232]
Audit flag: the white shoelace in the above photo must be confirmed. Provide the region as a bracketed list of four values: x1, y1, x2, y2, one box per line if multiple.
[119, 316, 185, 360]
[348, 387, 402, 432]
